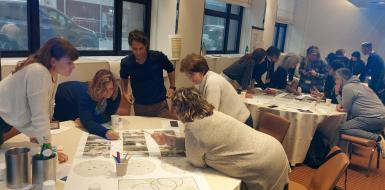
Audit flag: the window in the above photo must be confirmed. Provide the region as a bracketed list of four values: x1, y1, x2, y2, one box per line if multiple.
[0, 0, 151, 57]
[202, 0, 243, 54]
[273, 23, 288, 52]
[121, 2, 146, 50]
[0, 0, 28, 51]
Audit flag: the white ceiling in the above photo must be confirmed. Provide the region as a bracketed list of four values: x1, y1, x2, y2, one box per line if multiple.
[348, 0, 385, 8]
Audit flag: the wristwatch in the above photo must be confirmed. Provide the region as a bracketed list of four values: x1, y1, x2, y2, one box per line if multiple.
[169, 86, 176, 90]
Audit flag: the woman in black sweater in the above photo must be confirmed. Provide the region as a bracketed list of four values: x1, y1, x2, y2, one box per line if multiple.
[222, 48, 266, 90]
[270, 54, 301, 95]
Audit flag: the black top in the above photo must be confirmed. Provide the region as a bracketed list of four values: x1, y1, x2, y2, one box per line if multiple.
[324, 75, 338, 104]
[53, 81, 121, 138]
[363, 52, 385, 93]
[270, 67, 288, 89]
[223, 58, 256, 90]
[120, 50, 175, 105]
[346, 59, 365, 78]
[333, 55, 350, 68]
[253, 57, 275, 90]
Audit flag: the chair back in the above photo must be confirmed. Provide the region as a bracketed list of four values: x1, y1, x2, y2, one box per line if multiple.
[258, 112, 290, 143]
[308, 146, 349, 190]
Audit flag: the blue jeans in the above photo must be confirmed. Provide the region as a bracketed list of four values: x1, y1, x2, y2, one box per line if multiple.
[339, 117, 385, 141]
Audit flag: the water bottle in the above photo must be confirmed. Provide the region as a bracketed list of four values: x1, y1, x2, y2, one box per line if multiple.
[245, 45, 249, 54]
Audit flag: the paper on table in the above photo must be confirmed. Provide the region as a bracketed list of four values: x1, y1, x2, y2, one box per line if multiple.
[57, 163, 71, 182]
[51, 125, 70, 135]
[64, 157, 211, 190]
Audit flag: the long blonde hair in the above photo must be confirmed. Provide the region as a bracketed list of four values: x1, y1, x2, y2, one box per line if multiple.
[13, 37, 78, 74]
[280, 53, 300, 71]
[88, 69, 119, 103]
[172, 87, 214, 122]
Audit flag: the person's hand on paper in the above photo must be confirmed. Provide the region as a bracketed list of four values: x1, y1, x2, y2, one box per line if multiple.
[106, 130, 120, 140]
[57, 151, 68, 163]
[264, 88, 277, 95]
[151, 132, 176, 147]
[336, 104, 345, 112]
[30, 137, 38, 144]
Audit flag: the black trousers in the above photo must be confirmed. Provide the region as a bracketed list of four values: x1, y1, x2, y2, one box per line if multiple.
[0, 116, 12, 145]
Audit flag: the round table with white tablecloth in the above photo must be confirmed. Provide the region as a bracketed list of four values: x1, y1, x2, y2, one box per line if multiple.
[244, 91, 347, 166]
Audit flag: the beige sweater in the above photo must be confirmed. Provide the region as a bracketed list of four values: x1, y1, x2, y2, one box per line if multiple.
[0, 63, 56, 144]
[198, 71, 250, 123]
[184, 111, 290, 190]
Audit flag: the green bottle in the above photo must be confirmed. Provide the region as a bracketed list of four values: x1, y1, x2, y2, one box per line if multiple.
[40, 138, 53, 159]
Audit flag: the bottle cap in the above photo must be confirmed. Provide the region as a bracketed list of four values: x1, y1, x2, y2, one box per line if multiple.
[42, 149, 53, 157]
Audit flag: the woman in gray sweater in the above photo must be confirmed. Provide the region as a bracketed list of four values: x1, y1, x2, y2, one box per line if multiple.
[180, 53, 253, 127]
[152, 87, 290, 190]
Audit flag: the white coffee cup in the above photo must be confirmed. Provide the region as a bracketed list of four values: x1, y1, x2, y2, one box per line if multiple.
[111, 115, 121, 129]
[326, 99, 332, 105]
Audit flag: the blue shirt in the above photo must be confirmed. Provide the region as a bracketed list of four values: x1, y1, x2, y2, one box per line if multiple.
[53, 81, 121, 138]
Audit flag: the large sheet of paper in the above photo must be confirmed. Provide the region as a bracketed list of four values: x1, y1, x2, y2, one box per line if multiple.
[64, 129, 210, 190]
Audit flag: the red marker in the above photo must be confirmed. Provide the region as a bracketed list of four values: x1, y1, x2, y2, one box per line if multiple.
[117, 152, 121, 163]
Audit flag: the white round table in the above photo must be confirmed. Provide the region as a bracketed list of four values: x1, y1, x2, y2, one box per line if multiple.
[0, 116, 241, 190]
[244, 91, 347, 166]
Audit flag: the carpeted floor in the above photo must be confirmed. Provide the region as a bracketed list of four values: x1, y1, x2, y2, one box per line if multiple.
[289, 145, 385, 190]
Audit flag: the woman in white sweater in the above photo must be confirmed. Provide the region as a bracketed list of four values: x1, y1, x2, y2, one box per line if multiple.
[152, 87, 290, 190]
[180, 53, 253, 127]
[0, 38, 79, 162]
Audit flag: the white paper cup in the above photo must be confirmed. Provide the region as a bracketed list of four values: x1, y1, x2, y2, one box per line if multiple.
[326, 99, 332, 105]
[42, 180, 56, 190]
[240, 91, 246, 99]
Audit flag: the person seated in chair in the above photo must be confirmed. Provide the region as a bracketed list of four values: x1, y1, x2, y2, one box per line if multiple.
[335, 68, 385, 157]
[151, 87, 290, 190]
[53, 69, 121, 140]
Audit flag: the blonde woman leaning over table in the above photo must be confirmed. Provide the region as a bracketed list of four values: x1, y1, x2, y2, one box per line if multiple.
[151, 87, 290, 190]
[53, 69, 120, 140]
[0, 37, 79, 163]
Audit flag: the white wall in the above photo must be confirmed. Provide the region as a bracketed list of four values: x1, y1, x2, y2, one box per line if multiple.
[240, 0, 277, 52]
[277, 0, 295, 23]
[286, 0, 385, 58]
[262, 0, 278, 49]
[150, 0, 177, 58]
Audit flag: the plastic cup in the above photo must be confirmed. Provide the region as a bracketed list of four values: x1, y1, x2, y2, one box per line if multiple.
[111, 115, 121, 130]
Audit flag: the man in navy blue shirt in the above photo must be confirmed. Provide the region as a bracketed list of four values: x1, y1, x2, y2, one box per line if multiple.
[120, 30, 176, 118]
[361, 42, 385, 104]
